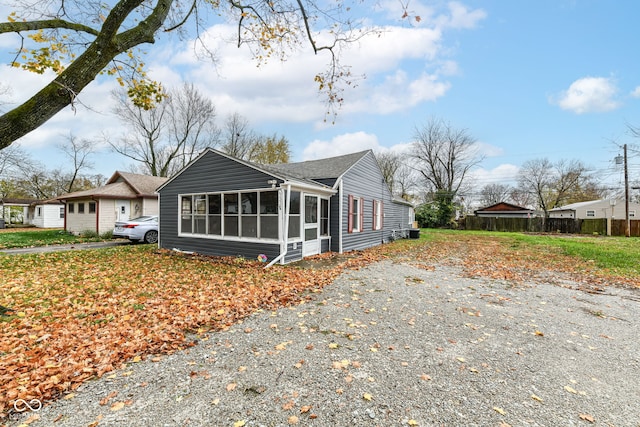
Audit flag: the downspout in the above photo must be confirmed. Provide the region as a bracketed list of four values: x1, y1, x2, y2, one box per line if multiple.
[338, 182, 343, 254]
[94, 197, 99, 234]
[266, 183, 291, 268]
[62, 200, 67, 231]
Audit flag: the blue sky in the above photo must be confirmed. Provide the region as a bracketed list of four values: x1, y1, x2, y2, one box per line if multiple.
[1, 0, 639, 195]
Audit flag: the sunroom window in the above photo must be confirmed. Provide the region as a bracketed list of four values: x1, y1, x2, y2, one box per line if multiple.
[180, 190, 279, 240]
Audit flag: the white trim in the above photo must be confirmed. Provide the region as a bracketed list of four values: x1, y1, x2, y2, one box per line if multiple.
[338, 181, 343, 254]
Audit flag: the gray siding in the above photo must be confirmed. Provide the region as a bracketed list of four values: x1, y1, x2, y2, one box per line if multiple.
[340, 152, 401, 252]
[383, 200, 413, 242]
[329, 193, 341, 252]
[284, 242, 303, 263]
[320, 237, 331, 253]
[158, 151, 283, 259]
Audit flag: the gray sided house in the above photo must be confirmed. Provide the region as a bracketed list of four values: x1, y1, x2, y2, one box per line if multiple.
[157, 149, 414, 265]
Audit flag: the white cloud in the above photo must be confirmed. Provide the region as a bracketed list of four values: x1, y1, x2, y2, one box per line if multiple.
[631, 86, 640, 98]
[475, 141, 504, 158]
[440, 2, 488, 29]
[553, 76, 620, 114]
[375, 0, 486, 31]
[470, 163, 520, 186]
[302, 132, 383, 160]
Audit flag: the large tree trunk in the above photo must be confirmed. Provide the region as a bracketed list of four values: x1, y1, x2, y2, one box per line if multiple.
[0, 0, 172, 149]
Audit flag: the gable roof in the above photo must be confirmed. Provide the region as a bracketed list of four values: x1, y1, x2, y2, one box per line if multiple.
[57, 172, 168, 201]
[107, 171, 169, 197]
[475, 202, 534, 213]
[264, 150, 370, 182]
[157, 149, 368, 193]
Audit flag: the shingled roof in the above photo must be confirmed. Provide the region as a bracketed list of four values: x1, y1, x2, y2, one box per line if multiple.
[57, 171, 168, 201]
[263, 150, 370, 181]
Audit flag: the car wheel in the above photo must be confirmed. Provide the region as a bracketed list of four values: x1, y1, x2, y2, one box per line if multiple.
[144, 230, 158, 244]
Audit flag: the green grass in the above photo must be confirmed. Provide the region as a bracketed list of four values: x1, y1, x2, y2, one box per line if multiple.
[0, 229, 108, 249]
[422, 229, 640, 276]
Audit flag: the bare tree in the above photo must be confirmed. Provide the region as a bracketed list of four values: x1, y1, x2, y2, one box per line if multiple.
[220, 113, 260, 160]
[0, 144, 29, 178]
[412, 117, 483, 198]
[376, 151, 403, 195]
[109, 83, 218, 177]
[479, 183, 513, 207]
[219, 114, 291, 164]
[509, 187, 535, 209]
[516, 158, 599, 216]
[58, 133, 95, 193]
[375, 151, 417, 200]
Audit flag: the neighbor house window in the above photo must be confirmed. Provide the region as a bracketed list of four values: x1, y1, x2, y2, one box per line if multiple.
[78, 203, 85, 214]
[180, 190, 279, 240]
[36, 207, 42, 217]
[373, 200, 383, 230]
[88, 202, 96, 214]
[68, 203, 74, 214]
[586, 210, 595, 217]
[59, 207, 65, 219]
[348, 195, 364, 233]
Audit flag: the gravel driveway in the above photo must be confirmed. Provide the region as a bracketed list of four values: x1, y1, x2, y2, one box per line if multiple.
[6, 259, 640, 427]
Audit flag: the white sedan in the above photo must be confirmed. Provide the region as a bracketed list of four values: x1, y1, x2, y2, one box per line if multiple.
[113, 215, 159, 244]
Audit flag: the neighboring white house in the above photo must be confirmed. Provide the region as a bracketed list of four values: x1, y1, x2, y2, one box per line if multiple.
[56, 171, 168, 235]
[31, 199, 65, 228]
[548, 199, 640, 219]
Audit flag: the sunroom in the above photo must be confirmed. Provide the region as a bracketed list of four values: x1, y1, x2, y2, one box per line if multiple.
[174, 181, 336, 266]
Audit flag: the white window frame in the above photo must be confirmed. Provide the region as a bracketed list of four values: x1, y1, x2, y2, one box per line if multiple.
[352, 197, 361, 232]
[178, 190, 280, 242]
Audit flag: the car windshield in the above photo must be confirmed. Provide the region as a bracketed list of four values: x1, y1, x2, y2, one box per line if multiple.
[129, 216, 157, 222]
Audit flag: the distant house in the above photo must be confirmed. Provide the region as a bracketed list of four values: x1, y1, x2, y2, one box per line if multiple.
[474, 202, 536, 218]
[157, 149, 414, 265]
[0, 198, 38, 226]
[548, 199, 640, 219]
[56, 171, 168, 235]
[31, 199, 66, 228]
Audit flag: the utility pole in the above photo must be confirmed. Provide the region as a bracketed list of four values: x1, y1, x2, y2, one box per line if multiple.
[624, 144, 630, 237]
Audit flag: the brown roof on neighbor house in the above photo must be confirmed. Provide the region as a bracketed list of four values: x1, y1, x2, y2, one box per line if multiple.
[0, 198, 39, 205]
[56, 172, 168, 201]
[107, 171, 169, 197]
[475, 202, 533, 213]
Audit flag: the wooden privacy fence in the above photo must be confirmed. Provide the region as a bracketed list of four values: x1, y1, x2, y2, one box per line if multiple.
[461, 217, 614, 235]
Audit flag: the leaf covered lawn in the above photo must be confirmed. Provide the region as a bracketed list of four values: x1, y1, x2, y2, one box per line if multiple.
[0, 245, 380, 417]
[2, 231, 638, 419]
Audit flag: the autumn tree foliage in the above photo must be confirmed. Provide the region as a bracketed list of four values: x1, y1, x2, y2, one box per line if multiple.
[0, 0, 385, 150]
[219, 113, 291, 164]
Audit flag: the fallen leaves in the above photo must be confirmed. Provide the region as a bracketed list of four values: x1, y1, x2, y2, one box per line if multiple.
[579, 413, 595, 423]
[0, 245, 348, 417]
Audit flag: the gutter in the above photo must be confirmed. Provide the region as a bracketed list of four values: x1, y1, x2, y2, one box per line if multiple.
[265, 183, 292, 268]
